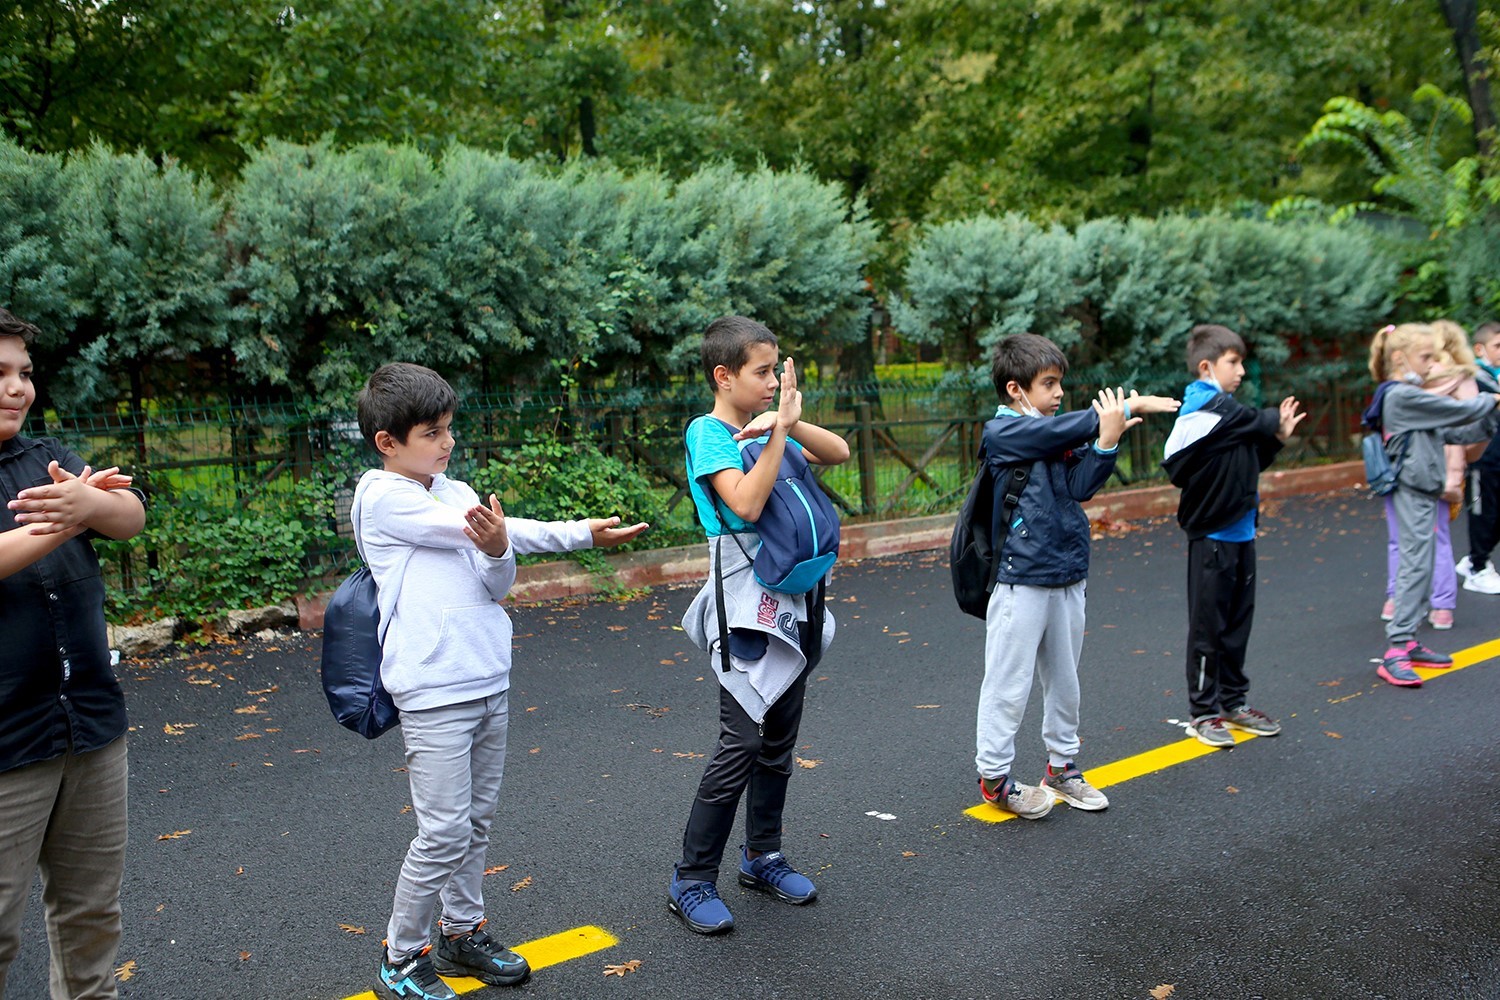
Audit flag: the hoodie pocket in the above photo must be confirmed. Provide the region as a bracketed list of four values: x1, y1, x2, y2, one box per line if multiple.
[415, 602, 511, 685]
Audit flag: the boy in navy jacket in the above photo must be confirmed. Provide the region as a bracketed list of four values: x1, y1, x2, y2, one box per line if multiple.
[974, 334, 1177, 819]
[1162, 325, 1303, 746]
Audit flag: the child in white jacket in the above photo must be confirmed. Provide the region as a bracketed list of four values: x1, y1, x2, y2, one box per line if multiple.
[355, 363, 646, 1000]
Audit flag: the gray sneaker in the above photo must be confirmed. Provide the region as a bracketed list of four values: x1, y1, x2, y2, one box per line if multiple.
[1040, 762, 1109, 811]
[1190, 715, 1235, 748]
[1222, 705, 1281, 737]
[978, 775, 1054, 819]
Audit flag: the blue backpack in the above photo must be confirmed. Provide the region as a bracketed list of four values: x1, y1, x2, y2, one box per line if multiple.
[694, 417, 841, 594]
[319, 498, 402, 739]
[1359, 383, 1410, 497]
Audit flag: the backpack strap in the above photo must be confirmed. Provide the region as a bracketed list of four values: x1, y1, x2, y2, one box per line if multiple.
[989, 464, 1030, 591]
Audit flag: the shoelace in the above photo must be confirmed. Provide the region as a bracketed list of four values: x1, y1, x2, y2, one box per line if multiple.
[395, 953, 443, 989]
[678, 880, 720, 912]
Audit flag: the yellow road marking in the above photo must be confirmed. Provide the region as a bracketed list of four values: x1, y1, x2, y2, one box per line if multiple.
[341, 925, 617, 999]
[967, 635, 1500, 824]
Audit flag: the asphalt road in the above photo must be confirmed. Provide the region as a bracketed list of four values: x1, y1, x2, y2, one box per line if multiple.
[13, 490, 1500, 1000]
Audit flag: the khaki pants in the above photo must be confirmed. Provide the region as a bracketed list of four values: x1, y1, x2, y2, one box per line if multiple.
[0, 737, 128, 1000]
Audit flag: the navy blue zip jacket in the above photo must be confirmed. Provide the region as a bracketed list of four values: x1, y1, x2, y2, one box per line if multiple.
[981, 408, 1117, 587]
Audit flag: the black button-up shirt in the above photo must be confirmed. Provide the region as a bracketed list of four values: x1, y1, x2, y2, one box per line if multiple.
[0, 435, 134, 773]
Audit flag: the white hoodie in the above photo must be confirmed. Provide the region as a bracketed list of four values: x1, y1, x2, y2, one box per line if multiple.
[352, 469, 593, 712]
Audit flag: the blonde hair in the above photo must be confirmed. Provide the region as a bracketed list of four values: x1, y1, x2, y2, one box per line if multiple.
[1368, 322, 1434, 382]
[1428, 318, 1477, 379]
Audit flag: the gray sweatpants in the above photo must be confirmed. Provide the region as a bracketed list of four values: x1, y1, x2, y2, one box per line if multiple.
[386, 693, 509, 961]
[1388, 487, 1441, 644]
[975, 581, 1086, 779]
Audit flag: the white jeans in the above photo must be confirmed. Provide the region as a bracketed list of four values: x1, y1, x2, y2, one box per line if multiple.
[975, 581, 1086, 779]
[386, 693, 509, 961]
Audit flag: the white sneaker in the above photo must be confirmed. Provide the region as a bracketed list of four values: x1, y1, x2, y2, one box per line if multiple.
[1463, 563, 1500, 595]
[1456, 556, 1474, 578]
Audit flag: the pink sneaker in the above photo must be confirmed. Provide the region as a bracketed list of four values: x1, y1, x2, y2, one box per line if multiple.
[1428, 609, 1454, 630]
[1380, 598, 1395, 621]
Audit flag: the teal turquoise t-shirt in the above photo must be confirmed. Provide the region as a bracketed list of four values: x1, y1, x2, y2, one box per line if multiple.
[684, 415, 804, 536]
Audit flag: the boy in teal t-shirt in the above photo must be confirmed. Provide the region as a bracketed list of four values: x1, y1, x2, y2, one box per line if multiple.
[670, 315, 850, 935]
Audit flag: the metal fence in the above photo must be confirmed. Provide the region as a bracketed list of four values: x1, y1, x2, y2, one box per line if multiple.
[41, 359, 1371, 612]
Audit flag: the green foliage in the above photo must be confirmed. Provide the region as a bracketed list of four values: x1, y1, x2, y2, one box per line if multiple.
[896, 213, 1396, 370]
[476, 436, 698, 557]
[100, 478, 340, 625]
[889, 214, 1081, 365]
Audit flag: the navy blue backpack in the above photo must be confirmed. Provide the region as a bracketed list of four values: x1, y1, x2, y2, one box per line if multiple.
[699, 417, 841, 594]
[319, 499, 402, 739]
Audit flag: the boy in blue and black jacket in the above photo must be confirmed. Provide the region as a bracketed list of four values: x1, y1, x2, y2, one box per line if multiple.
[974, 334, 1177, 820]
[1162, 324, 1303, 746]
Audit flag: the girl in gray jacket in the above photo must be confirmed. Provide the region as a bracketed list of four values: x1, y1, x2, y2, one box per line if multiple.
[1368, 324, 1500, 686]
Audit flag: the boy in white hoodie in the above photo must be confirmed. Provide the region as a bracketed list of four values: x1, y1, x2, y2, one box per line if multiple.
[355, 363, 646, 1000]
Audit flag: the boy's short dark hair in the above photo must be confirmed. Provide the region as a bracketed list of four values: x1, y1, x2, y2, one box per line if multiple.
[701, 315, 778, 390]
[1186, 324, 1246, 374]
[0, 307, 40, 346]
[990, 333, 1067, 401]
[1475, 320, 1500, 343]
[356, 362, 458, 448]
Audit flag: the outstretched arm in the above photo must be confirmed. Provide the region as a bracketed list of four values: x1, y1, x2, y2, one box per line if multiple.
[0, 522, 87, 579]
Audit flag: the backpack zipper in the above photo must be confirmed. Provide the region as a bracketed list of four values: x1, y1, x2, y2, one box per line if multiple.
[786, 479, 818, 552]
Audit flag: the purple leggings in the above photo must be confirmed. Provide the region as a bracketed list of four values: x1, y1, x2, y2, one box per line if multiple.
[1384, 494, 1455, 609]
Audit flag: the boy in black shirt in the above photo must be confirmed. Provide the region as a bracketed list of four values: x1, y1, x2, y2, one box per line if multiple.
[1162, 325, 1303, 748]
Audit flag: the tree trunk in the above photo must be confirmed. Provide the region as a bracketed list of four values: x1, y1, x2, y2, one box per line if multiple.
[1439, 0, 1495, 158]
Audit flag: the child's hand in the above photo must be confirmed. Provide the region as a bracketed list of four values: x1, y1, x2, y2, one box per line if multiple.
[82, 466, 134, 492]
[588, 516, 650, 548]
[735, 411, 777, 441]
[1092, 386, 1142, 450]
[1277, 396, 1306, 442]
[9, 461, 107, 535]
[775, 358, 802, 432]
[464, 493, 510, 557]
[1125, 391, 1181, 416]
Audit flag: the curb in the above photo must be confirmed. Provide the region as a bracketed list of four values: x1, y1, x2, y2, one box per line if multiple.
[296, 459, 1369, 629]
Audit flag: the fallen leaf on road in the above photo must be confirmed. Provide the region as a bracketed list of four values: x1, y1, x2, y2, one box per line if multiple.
[659, 659, 677, 665]
[529, 748, 540, 754]
[163, 722, 197, 735]
[606, 625, 628, 632]
[156, 830, 191, 841]
[114, 960, 137, 981]
[187, 678, 214, 686]
[247, 686, 278, 695]
[485, 865, 510, 875]
[901, 851, 918, 858]
[339, 924, 366, 935]
[1324, 731, 1342, 739]
[234, 733, 261, 741]
[233, 705, 265, 715]
[239, 951, 251, 961]
[1226, 786, 1239, 794]
[1317, 679, 1342, 687]
[511, 876, 533, 892]
[400, 805, 412, 814]
[795, 757, 821, 769]
[1150, 986, 1176, 999]
[603, 959, 642, 977]
[673, 751, 705, 759]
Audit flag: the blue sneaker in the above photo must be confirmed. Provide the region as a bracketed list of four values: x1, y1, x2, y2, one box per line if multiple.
[737, 847, 817, 904]
[668, 866, 734, 934]
[433, 920, 529, 987]
[377, 945, 457, 1000]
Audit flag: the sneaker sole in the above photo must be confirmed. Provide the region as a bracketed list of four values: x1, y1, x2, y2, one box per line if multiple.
[431, 956, 529, 988]
[737, 872, 818, 905]
[666, 896, 734, 934]
[1377, 664, 1423, 687]
[1044, 785, 1108, 811]
[1411, 659, 1454, 669]
[1189, 730, 1235, 749]
[1462, 580, 1500, 594]
[1428, 620, 1454, 630]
